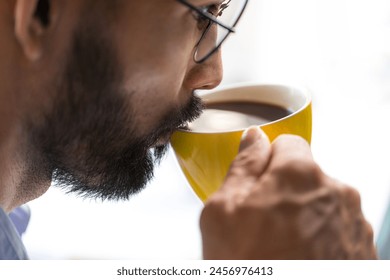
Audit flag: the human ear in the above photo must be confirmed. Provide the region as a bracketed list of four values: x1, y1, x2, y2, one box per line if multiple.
[14, 0, 56, 61]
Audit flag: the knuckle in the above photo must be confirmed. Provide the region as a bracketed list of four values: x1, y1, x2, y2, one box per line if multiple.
[235, 200, 262, 215]
[200, 193, 253, 232]
[200, 195, 227, 223]
[199, 208, 215, 231]
[273, 157, 319, 176]
[203, 194, 224, 212]
[233, 151, 258, 168]
[271, 159, 323, 186]
[229, 152, 260, 177]
[228, 161, 248, 177]
[274, 134, 310, 148]
[340, 186, 362, 210]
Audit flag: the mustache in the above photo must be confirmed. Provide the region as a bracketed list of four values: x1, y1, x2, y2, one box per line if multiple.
[147, 93, 204, 147]
[173, 93, 205, 130]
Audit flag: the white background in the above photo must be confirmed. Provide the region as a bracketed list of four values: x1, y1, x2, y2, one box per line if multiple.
[22, 0, 390, 259]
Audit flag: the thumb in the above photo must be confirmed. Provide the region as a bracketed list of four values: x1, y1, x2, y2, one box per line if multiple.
[221, 126, 271, 191]
[239, 126, 268, 152]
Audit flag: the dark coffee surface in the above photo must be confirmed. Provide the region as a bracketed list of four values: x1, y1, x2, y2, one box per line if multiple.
[188, 101, 292, 132]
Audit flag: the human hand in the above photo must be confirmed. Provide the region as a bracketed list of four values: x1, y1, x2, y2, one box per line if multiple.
[200, 127, 377, 259]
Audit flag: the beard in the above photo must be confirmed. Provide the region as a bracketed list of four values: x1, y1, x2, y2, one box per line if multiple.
[31, 23, 203, 201]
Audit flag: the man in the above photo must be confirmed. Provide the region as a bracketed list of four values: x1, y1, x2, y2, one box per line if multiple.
[0, 0, 377, 259]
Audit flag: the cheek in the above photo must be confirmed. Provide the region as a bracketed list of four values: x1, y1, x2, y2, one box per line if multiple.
[123, 69, 185, 136]
[109, 4, 196, 135]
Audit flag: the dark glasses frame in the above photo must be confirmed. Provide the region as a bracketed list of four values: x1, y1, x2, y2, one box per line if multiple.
[176, 0, 249, 63]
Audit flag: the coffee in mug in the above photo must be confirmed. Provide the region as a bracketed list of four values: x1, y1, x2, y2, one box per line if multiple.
[188, 102, 293, 133]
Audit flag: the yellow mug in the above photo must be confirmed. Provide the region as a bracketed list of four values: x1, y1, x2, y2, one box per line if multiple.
[170, 84, 312, 202]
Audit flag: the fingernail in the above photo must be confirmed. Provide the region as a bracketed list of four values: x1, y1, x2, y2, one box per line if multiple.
[240, 126, 263, 151]
[242, 126, 262, 140]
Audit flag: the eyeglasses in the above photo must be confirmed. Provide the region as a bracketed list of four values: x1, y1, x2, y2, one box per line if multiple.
[177, 0, 249, 63]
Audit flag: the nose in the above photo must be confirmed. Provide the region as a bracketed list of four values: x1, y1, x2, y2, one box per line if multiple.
[184, 50, 223, 90]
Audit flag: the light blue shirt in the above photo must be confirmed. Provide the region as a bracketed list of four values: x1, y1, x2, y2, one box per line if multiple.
[0, 207, 29, 260]
[377, 198, 390, 260]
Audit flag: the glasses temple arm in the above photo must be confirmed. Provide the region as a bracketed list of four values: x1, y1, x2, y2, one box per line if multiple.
[177, 0, 235, 33]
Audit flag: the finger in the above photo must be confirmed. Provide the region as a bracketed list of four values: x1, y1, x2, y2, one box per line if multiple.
[338, 185, 377, 259]
[340, 184, 362, 214]
[220, 126, 271, 192]
[265, 135, 321, 191]
[270, 134, 314, 171]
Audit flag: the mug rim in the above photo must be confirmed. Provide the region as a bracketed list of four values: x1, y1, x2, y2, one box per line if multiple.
[176, 82, 312, 135]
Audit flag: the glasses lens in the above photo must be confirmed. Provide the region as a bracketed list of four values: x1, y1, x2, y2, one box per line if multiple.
[194, 0, 248, 62]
